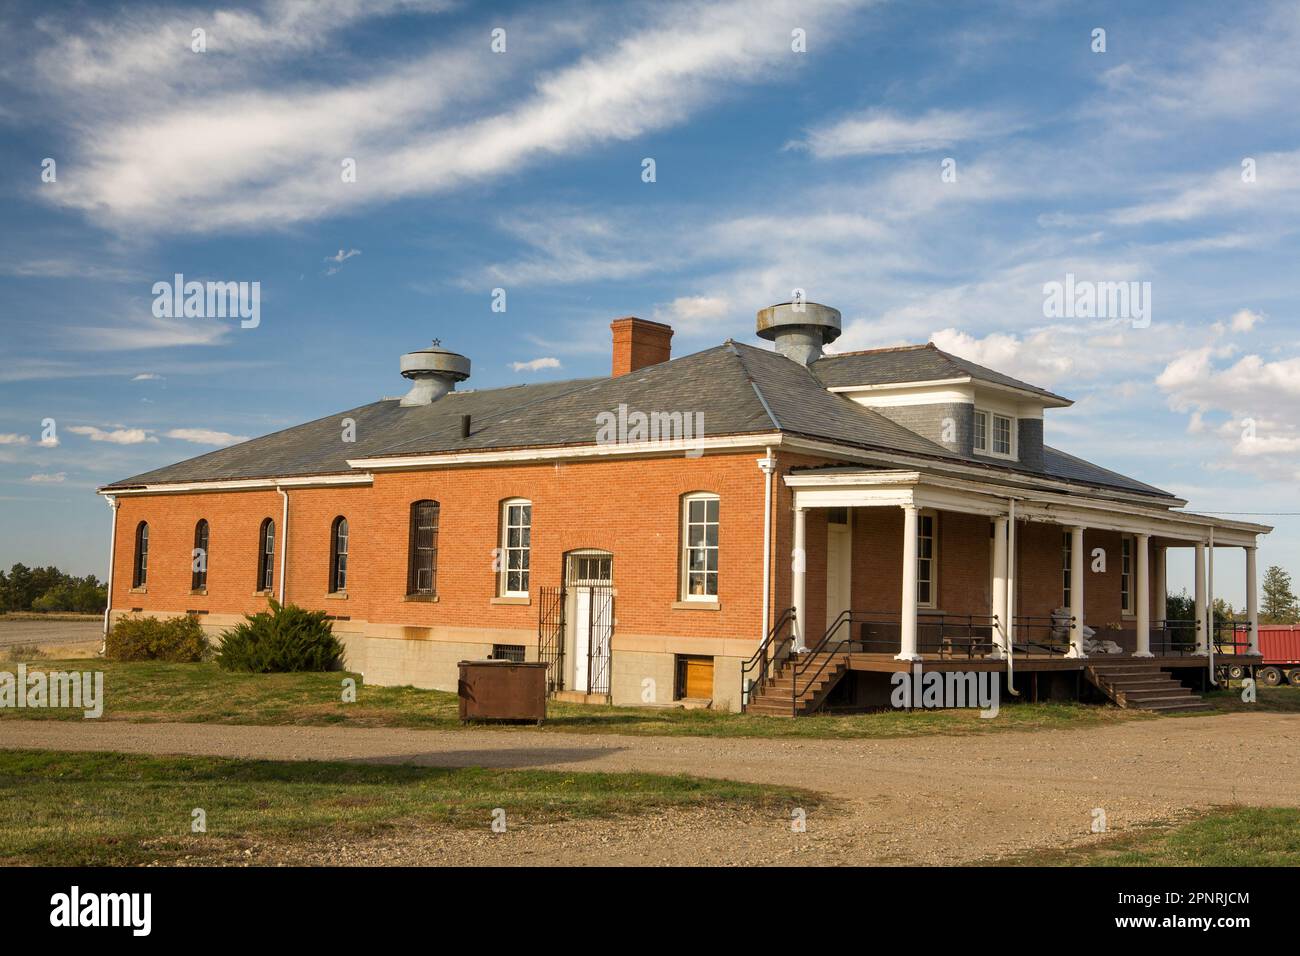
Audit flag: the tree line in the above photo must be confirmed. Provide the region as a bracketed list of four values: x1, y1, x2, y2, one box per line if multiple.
[1166, 564, 1299, 625]
[0, 564, 107, 614]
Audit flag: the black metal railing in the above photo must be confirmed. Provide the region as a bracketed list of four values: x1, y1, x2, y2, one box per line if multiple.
[739, 607, 796, 711]
[1149, 619, 1199, 655]
[1213, 622, 1253, 656]
[1010, 615, 1074, 656]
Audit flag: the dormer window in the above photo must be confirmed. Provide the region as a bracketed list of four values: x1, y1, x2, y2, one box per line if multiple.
[992, 414, 1013, 456]
[975, 409, 1016, 459]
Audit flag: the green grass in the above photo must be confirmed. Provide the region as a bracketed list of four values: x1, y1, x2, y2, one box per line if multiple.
[0, 658, 1156, 738]
[0, 748, 815, 866]
[997, 807, 1300, 866]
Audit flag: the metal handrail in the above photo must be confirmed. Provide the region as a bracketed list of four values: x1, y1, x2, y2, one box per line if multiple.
[740, 607, 796, 711]
[1010, 615, 1073, 656]
[789, 611, 1001, 715]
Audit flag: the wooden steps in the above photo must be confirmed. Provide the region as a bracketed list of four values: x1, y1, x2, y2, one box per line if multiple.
[745, 651, 849, 717]
[1085, 660, 1210, 712]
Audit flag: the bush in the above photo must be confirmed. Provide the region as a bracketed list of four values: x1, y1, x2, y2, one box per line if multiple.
[106, 614, 210, 662]
[216, 600, 345, 673]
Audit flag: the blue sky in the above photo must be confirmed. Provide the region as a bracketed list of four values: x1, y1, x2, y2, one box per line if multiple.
[1, 0, 1298, 604]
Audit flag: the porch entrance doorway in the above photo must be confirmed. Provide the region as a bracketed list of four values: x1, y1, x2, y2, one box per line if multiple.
[565, 550, 614, 696]
[826, 509, 853, 638]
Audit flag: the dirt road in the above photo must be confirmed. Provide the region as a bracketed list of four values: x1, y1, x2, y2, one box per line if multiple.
[3, 712, 1297, 865]
[0, 618, 101, 650]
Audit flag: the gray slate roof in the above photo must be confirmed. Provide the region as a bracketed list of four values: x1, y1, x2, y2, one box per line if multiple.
[812, 343, 1071, 404]
[104, 340, 1168, 499]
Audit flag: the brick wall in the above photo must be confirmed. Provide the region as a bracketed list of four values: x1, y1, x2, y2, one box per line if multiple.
[111, 452, 782, 643]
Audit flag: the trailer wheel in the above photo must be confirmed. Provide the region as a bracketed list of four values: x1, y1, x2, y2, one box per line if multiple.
[1287, 668, 1300, 687]
[1227, 663, 1247, 681]
[1259, 666, 1284, 687]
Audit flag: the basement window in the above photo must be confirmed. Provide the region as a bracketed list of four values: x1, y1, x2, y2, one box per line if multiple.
[492, 644, 526, 663]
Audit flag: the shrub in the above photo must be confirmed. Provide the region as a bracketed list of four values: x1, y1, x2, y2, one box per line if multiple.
[106, 614, 210, 662]
[216, 600, 345, 673]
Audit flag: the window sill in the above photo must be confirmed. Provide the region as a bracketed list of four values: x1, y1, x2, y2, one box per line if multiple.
[404, 593, 440, 603]
[129, 586, 147, 594]
[491, 596, 530, 606]
[254, 590, 273, 598]
[673, 600, 720, 611]
[190, 588, 208, 596]
[326, 592, 349, 601]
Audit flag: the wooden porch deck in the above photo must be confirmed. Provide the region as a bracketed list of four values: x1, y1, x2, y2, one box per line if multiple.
[845, 652, 1263, 673]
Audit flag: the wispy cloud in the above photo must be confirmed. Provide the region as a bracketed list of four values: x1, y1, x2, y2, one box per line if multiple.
[28, 472, 66, 483]
[325, 247, 361, 275]
[792, 108, 1016, 158]
[67, 425, 157, 444]
[26, 0, 867, 233]
[510, 357, 561, 372]
[164, 428, 248, 446]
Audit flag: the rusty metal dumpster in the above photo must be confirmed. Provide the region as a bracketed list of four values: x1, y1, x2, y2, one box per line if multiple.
[458, 660, 548, 723]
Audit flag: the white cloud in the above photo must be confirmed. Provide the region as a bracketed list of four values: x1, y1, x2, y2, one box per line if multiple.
[510, 357, 561, 373]
[28, 472, 67, 483]
[132, 372, 164, 381]
[67, 312, 232, 351]
[0, 434, 30, 445]
[325, 248, 362, 275]
[794, 108, 1013, 158]
[165, 428, 249, 446]
[30, 0, 867, 233]
[67, 425, 157, 444]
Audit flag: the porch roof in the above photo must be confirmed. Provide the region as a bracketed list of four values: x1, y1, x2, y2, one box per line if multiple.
[784, 467, 1272, 547]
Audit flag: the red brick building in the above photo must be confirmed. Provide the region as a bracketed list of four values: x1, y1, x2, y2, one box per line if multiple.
[100, 303, 1270, 713]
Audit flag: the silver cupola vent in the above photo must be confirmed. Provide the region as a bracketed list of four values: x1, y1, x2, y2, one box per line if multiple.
[756, 301, 841, 365]
[399, 340, 471, 406]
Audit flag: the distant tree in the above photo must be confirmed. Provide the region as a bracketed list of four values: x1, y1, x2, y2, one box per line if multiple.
[1262, 565, 1299, 624]
[1166, 589, 1195, 622]
[0, 563, 106, 614]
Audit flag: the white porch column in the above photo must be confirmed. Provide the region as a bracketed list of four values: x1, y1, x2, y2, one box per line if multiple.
[897, 504, 921, 661]
[1193, 541, 1209, 655]
[1068, 526, 1087, 658]
[792, 506, 807, 652]
[991, 516, 1009, 658]
[1134, 533, 1152, 657]
[1246, 545, 1260, 655]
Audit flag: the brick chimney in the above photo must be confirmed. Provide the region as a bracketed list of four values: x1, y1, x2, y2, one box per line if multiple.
[610, 317, 673, 376]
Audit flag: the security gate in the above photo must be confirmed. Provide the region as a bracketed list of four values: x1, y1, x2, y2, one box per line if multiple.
[536, 551, 614, 697]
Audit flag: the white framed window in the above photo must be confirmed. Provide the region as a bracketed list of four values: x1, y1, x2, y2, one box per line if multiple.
[975, 408, 1016, 459]
[992, 414, 1013, 456]
[1120, 535, 1134, 616]
[499, 499, 531, 596]
[917, 510, 937, 608]
[681, 493, 719, 600]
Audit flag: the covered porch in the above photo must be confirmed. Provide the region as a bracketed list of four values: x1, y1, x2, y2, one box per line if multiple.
[742, 467, 1269, 715]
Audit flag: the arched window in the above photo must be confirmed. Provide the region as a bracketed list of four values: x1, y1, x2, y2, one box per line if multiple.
[407, 500, 440, 596]
[257, 518, 275, 593]
[329, 517, 349, 593]
[191, 519, 210, 590]
[132, 521, 149, 588]
[680, 493, 719, 600]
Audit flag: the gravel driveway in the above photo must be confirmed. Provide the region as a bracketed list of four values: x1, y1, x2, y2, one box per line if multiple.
[3, 712, 1297, 865]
